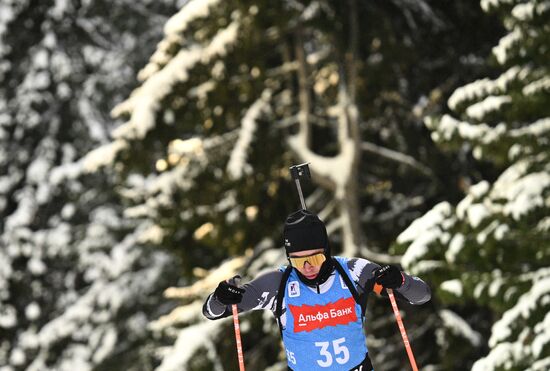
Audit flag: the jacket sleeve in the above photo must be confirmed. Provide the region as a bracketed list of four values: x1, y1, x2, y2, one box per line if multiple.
[202, 269, 283, 320]
[348, 258, 431, 305]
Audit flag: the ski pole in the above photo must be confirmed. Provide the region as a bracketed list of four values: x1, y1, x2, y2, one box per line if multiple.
[232, 304, 246, 371]
[387, 289, 419, 371]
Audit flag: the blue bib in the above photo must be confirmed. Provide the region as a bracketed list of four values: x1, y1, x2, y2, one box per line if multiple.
[281, 257, 368, 370]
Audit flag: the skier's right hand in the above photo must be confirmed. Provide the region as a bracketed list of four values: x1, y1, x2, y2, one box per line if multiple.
[214, 276, 245, 305]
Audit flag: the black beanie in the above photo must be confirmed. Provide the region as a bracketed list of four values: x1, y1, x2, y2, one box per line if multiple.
[283, 210, 329, 255]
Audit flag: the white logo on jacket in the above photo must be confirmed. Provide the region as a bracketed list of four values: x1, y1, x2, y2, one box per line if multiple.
[288, 281, 300, 297]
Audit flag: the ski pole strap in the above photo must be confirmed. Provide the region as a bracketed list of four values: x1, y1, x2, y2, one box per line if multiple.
[232, 304, 246, 371]
[387, 289, 419, 371]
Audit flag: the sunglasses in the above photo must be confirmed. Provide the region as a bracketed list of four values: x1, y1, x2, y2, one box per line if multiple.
[288, 252, 326, 268]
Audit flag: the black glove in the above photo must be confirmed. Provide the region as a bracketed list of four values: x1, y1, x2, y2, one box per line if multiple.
[373, 265, 404, 289]
[214, 277, 245, 305]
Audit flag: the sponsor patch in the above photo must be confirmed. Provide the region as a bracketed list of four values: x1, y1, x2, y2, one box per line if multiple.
[288, 297, 357, 332]
[288, 281, 300, 297]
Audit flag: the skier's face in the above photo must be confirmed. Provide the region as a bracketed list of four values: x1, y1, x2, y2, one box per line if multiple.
[288, 249, 325, 279]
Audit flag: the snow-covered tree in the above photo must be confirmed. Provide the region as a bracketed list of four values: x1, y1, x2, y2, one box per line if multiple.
[0, 1, 180, 370]
[81, 0, 505, 369]
[396, 0, 550, 369]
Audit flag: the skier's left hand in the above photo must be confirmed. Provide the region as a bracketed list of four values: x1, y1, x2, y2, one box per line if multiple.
[373, 265, 404, 289]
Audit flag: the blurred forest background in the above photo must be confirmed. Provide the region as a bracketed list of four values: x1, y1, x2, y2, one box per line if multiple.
[0, 0, 548, 370]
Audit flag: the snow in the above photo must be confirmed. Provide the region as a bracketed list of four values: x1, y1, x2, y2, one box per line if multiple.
[445, 234, 464, 263]
[527, 357, 550, 371]
[537, 217, 550, 232]
[165, 0, 221, 38]
[398, 202, 455, 267]
[0, 1, 182, 369]
[48, 0, 72, 20]
[510, 118, 550, 137]
[0, 305, 17, 328]
[492, 169, 550, 220]
[476, 220, 499, 244]
[435, 115, 508, 146]
[9, 348, 25, 366]
[465, 95, 512, 121]
[25, 302, 41, 321]
[472, 273, 550, 371]
[406, 260, 444, 275]
[155, 320, 222, 371]
[470, 180, 490, 198]
[492, 27, 522, 65]
[440, 279, 463, 297]
[82, 140, 127, 172]
[398, 201, 452, 244]
[5, 195, 37, 230]
[447, 66, 527, 110]
[91, 327, 117, 363]
[532, 311, 550, 357]
[439, 309, 482, 346]
[523, 76, 550, 95]
[489, 275, 550, 346]
[112, 21, 240, 142]
[33, 49, 49, 69]
[27, 258, 47, 275]
[493, 224, 510, 240]
[465, 203, 490, 228]
[471, 341, 523, 371]
[152, 254, 252, 371]
[227, 90, 272, 179]
[26, 156, 50, 184]
[511, 2, 535, 21]
[488, 275, 504, 297]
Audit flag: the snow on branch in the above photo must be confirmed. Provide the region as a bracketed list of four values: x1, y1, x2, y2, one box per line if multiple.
[151, 250, 270, 371]
[110, 20, 240, 141]
[155, 319, 224, 371]
[489, 155, 550, 220]
[82, 140, 128, 172]
[227, 90, 272, 179]
[523, 76, 550, 96]
[439, 309, 483, 346]
[164, 0, 222, 37]
[447, 66, 529, 111]
[138, 0, 222, 80]
[398, 202, 455, 269]
[509, 117, 550, 138]
[492, 27, 522, 65]
[426, 114, 506, 146]
[163, 256, 246, 301]
[465, 95, 512, 121]
[472, 272, 550, 371]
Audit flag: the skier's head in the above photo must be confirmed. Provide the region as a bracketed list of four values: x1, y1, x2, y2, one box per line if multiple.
[283, 209, 329, 257]
[283, 209, 334, 285]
